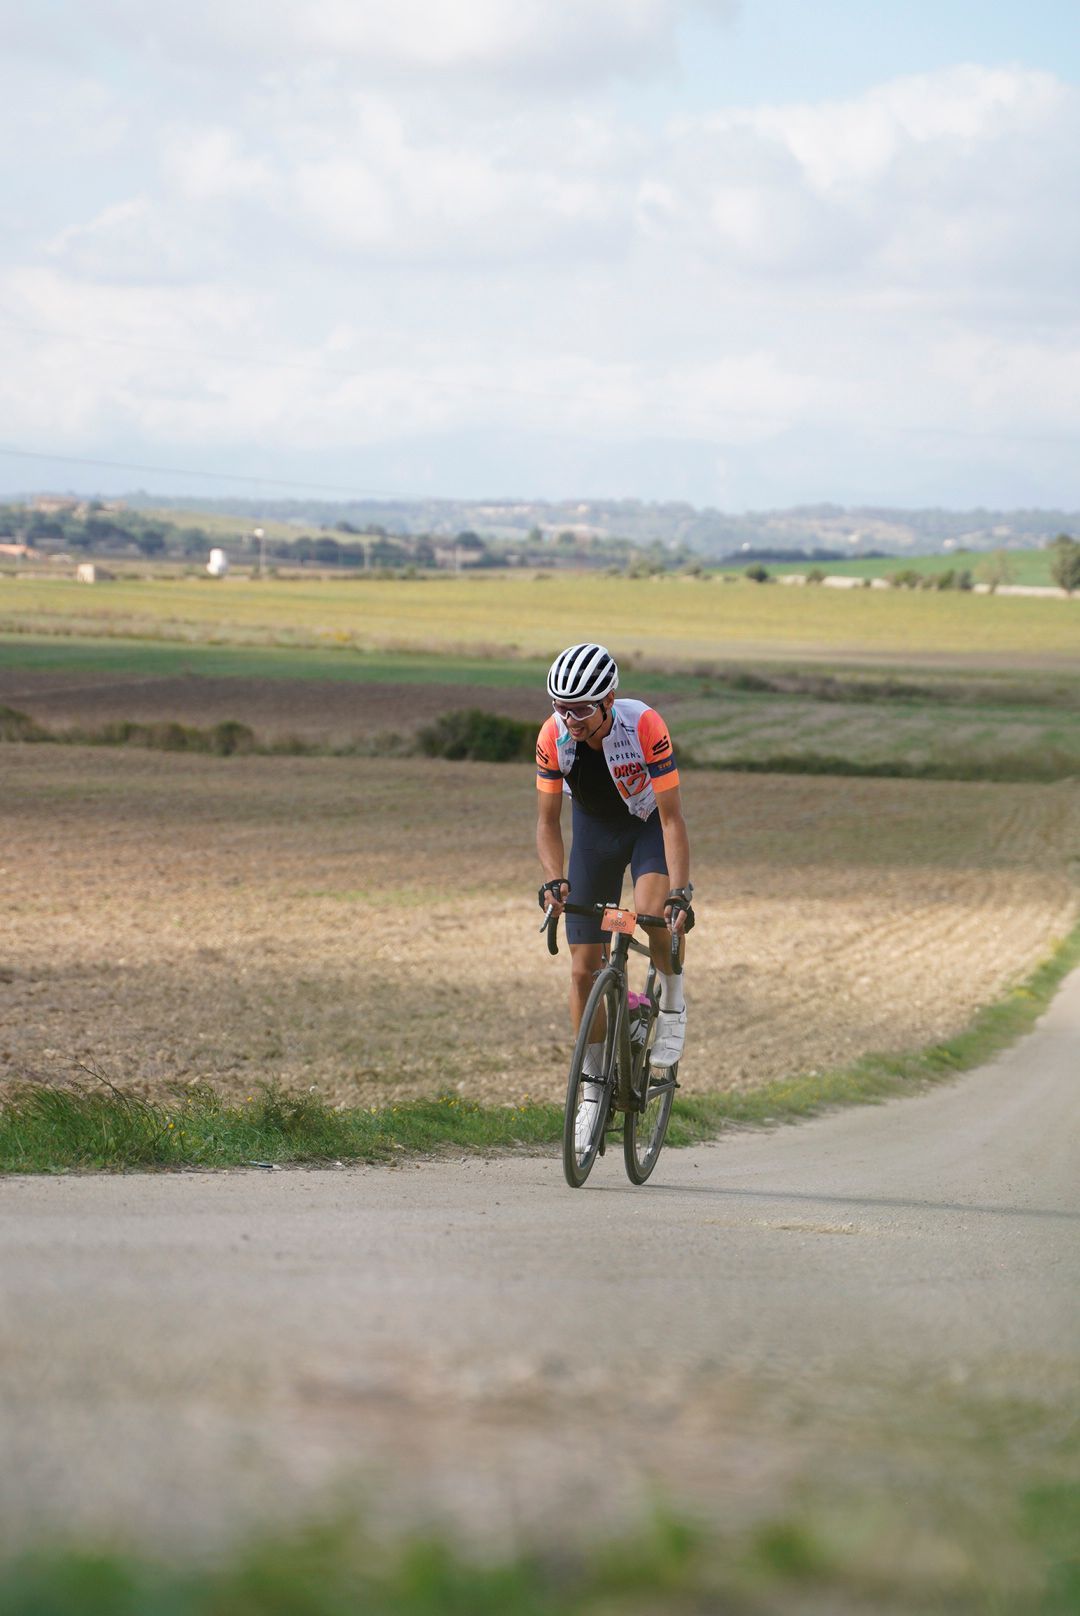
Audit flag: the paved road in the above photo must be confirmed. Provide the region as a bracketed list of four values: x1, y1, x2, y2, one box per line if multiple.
[1, 972, 1078, 1553]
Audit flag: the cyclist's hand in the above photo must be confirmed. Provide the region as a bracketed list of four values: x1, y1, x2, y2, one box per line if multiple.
[665, 887, 694, 936]
[538, 878, 570, 918]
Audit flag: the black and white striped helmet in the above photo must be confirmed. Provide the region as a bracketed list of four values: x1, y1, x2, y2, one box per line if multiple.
[547, 643, 619, 703]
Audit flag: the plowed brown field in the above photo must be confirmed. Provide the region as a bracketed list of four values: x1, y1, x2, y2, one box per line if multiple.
[0, 669, 552, 744]
[2, 747, 1078, 1105]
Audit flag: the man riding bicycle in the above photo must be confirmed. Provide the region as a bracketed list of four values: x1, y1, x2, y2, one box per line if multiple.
[536, 643, 693, 1122]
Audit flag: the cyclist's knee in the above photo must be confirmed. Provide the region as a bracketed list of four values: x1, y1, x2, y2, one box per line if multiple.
[569, 945, 602, 988]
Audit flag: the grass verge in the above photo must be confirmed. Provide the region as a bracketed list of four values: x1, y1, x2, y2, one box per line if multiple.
[1, 1477, 1076, 1615]
[3, 920, 1078, 1175]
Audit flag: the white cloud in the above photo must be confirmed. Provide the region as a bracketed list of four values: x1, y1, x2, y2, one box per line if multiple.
[79, 0, 736, 88]
[161, 128, 273, 203]
[2, 39, 1079, 505]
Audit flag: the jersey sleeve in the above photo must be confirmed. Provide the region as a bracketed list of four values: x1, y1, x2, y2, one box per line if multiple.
[535, 714, 564, 794]
[636, 707, 680, 792]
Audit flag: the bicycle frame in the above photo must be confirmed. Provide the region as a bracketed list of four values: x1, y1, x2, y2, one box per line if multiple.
[545, 901, 678, 1113]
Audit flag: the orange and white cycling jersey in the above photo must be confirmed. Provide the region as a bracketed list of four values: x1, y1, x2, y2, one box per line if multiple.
[535, 698, 680, 822]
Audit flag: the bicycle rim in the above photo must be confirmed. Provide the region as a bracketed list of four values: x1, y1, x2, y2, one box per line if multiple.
[624, 1061, 676, 1184]
[562, 971, 621, 1189]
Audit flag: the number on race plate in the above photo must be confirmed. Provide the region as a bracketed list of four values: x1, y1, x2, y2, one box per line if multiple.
[601, 907, 637, 935]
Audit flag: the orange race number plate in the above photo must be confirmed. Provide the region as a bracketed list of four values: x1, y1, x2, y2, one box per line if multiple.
[601, 906, 637, 935]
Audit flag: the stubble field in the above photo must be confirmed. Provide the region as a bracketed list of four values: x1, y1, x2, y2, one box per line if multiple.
[3, 745, 1077, 1108]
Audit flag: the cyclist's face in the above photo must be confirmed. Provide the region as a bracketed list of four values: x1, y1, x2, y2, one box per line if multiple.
[554, 697, 605, 729]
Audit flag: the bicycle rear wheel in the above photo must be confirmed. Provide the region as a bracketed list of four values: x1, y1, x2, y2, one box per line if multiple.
[624, 1060, 677, 1184]
[562, 968, 621, 1189]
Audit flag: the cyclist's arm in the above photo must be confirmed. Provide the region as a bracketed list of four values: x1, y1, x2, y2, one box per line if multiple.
[656, 788, 691, 930]
[537, 790, 568, 910]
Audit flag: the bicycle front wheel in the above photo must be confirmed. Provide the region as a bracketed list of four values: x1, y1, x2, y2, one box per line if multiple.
[624, 1060, 677, 1184]
[562, 968, 621, 1189]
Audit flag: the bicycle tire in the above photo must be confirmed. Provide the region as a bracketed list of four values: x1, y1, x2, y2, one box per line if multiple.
[624, 1058, 676, 1184]
[562, 968, 622, 1189]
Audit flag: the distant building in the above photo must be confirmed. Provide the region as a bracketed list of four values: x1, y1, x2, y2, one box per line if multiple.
[207, 548, 229, 577]
[33, 495, 81, 515]
[0, 543, 37, 558]
[433, 545, 484, 568]
[32, 495, 127, 516]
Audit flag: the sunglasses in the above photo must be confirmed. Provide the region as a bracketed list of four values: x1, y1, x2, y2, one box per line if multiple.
[552, 699, 602, 720]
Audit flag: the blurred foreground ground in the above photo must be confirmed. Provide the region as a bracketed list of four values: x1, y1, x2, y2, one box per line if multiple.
[1, 978, 1078, 1612]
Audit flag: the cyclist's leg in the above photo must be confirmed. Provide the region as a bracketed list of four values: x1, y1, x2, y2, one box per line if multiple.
[630, 813, 686, 1067]
[567, 807, 637, 1065]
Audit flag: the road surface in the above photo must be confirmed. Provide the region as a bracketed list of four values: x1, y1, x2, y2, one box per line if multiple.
[1, 970, 1077, 1555]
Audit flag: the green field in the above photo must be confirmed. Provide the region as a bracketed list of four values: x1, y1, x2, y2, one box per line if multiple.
[713, 550, 1061, 586]
[0, 632, 556, 688]
[3, 570, 1079, 662]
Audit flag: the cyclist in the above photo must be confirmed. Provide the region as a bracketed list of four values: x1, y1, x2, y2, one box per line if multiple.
[536, 643, 693, 1133]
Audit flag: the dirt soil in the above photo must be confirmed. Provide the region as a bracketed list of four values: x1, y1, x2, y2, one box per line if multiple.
[2, 747, 1077, 1105]
[0, 669, 558, 745]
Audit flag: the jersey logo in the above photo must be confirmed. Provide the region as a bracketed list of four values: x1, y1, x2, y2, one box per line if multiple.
[650, 736, 670, 756]
[613, 762, 648, 797]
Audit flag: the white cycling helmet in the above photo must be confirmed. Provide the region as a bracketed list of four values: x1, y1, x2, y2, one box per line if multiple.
[547, 642, 619, 703]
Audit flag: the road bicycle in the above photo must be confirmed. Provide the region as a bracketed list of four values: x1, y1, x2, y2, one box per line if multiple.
[543, 900, 681, 1188]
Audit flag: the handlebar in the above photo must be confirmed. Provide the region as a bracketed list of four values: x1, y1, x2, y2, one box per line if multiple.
[541, 901, 683, 971]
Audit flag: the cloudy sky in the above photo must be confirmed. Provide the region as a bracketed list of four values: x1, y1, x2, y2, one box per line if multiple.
[2, 0, 1078, 509]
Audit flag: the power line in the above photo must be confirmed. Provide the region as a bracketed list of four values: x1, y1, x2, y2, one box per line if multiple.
[0, 445, 412, 500]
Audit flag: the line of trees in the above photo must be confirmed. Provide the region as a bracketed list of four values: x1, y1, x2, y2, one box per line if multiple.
[0, 502, 696, 573]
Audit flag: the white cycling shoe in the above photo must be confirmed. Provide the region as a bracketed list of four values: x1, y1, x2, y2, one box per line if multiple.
[650, 1007, 686, 1070]
[574, 1080, 604, 1154]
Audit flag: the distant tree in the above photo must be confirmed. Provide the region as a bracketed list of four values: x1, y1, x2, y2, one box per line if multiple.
[312, 536, 342, 565]
[744, 564, 770, 583]
[180, 526, 209, 557]
[134, 524, 167, 556]
[527, 526, 543, 545]
[1049, 534, 1080, 594]
[556, 530, 577, 548]
[84, 515, 127, 549]
[975, 550, 1014, 591]
[455, 530, 485, 550]
[27, 515, 65, 542]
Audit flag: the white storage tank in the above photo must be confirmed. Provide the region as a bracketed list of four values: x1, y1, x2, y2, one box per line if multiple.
[207, 548, 229, 578]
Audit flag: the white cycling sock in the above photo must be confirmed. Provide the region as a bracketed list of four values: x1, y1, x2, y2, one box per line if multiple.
[659, 972, 685, 1014]
[583, 1040, 606, 1077]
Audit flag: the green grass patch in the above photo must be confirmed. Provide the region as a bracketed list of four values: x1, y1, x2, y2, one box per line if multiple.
[0, 1084, 563, 1175]
[2, 1473, 1077, 1615]
[0, 632, 557, 689]
[5, 922, 1078, 1176]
